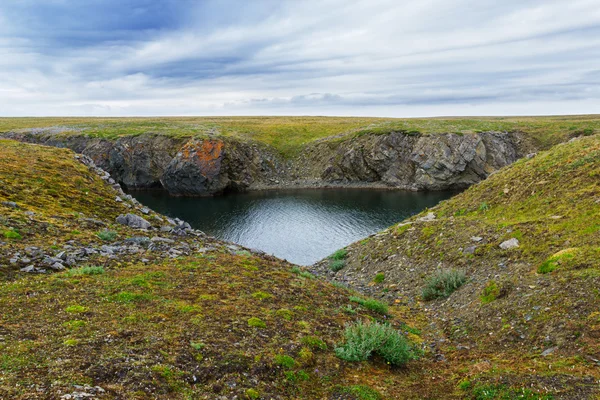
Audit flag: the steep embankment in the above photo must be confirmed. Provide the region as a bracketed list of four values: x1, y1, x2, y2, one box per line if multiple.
[314, 135, 600, 399]
[2, 128, 530, 195]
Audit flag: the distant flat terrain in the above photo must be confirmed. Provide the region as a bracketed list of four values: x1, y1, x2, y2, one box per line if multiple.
[1, 115, 598, 156]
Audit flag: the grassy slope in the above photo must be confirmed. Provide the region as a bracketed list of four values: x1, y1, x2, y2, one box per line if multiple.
[1, 115, 599, 157]
[0, 139, 463, 400]
[330, 135, 600, 399]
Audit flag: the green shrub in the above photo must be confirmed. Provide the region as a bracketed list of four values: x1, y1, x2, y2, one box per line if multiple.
[329, 259, 345, 272]
[291, 266, 315, 279]
[349, 296, 388, 315]
[96, 230, 117, 241]
[422, 269, 467, 300]
[335, 321, 418, 366]
[373, 273, 385, 283]
[248, 317, 266, 328]
[245, 389, 260, 399]
[330, 249, 348, 260]
[3, 229, 22, 240]
[67, 266, 105, 276]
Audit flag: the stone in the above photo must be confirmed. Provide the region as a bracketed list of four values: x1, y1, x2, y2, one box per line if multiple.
[417, 212, 436, 222]
[463, 246, 476, 255]
[541, 347, 557, 357]
[116, 214, 151, 230]
[470, 236, 483, 242]
[20, 265, 37, 273]
[50, 262, 65, 271]
[1, 201, 18, 208]
[151, 236, 175, 244]
[499, 238, 519, 249]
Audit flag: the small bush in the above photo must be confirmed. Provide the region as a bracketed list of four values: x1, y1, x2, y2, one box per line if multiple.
[335, 321, 418, 367]
[67, 266, 105, 276]
[330, 249, 348, 261]
[245, 389, 260, 399]
[3, 229, 22, 240]
[349, 296, 388, 315]
[329, 259, 345, 272]
[291, 266, 315, 279]
[373, 273, 385, 283]
[422, 269, 467, 300]
[248, 317, 266, 328]
[96, 230, 117, 241]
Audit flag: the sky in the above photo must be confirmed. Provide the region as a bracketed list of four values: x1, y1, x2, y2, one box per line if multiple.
[0, 0, 599, 117]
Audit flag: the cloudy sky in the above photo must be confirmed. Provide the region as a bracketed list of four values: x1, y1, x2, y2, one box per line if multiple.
[0, 0, 599, 117]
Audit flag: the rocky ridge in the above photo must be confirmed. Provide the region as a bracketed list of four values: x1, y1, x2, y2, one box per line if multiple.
[2, 129, 532, 195]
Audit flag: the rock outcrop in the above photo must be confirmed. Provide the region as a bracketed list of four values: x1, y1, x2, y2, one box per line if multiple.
[1, 129, 530, 195]
[294, 131, 526, 190]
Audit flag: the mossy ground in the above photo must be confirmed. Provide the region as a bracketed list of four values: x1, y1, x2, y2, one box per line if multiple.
[0, 139, 471, 399]
[1, 115, 599, 157]
[320, 135, 600, 399]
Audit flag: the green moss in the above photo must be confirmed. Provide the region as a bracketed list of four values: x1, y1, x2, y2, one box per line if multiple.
[480, 281, 500, 304]
[109, 291, 153, 304]
[274, 354, 295, 369]
[301, 336, 327, 350]
[336, 385, 382, 400]
[251, 291, 273, 300]
[2, 229, 22, 240]
[373, 272, 385, 284]
[247, 317, 266, 329]
[64, 305, 88, 313]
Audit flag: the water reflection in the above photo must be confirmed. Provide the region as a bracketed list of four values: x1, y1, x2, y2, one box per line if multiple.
[129, 189, 454, 265]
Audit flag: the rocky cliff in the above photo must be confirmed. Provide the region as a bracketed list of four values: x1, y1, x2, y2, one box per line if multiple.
[2, 129, 531, 195]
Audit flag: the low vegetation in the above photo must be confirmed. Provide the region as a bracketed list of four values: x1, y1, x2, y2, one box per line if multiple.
[318, 134, 600, 398]
[421, 269, 466, 300]
[1, 115, 599, 157]
[335, 320, 419, 366]
[0, 139, 435, 399]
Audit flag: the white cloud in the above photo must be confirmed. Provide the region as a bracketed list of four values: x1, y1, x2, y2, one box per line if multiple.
[0, 0, 598, 116]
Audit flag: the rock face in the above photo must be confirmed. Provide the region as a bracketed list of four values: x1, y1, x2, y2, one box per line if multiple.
[161, 138, 281, 195]
[1, 129, 530, 195]
[295, 131, 525, 190]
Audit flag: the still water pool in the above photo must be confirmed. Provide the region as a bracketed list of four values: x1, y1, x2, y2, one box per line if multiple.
[130, 189, 454, 265]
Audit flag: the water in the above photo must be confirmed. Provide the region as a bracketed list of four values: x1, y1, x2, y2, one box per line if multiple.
[130, 189, 454, 265]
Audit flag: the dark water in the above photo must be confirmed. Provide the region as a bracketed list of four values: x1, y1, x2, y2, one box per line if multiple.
[130, 189, 454, 265]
